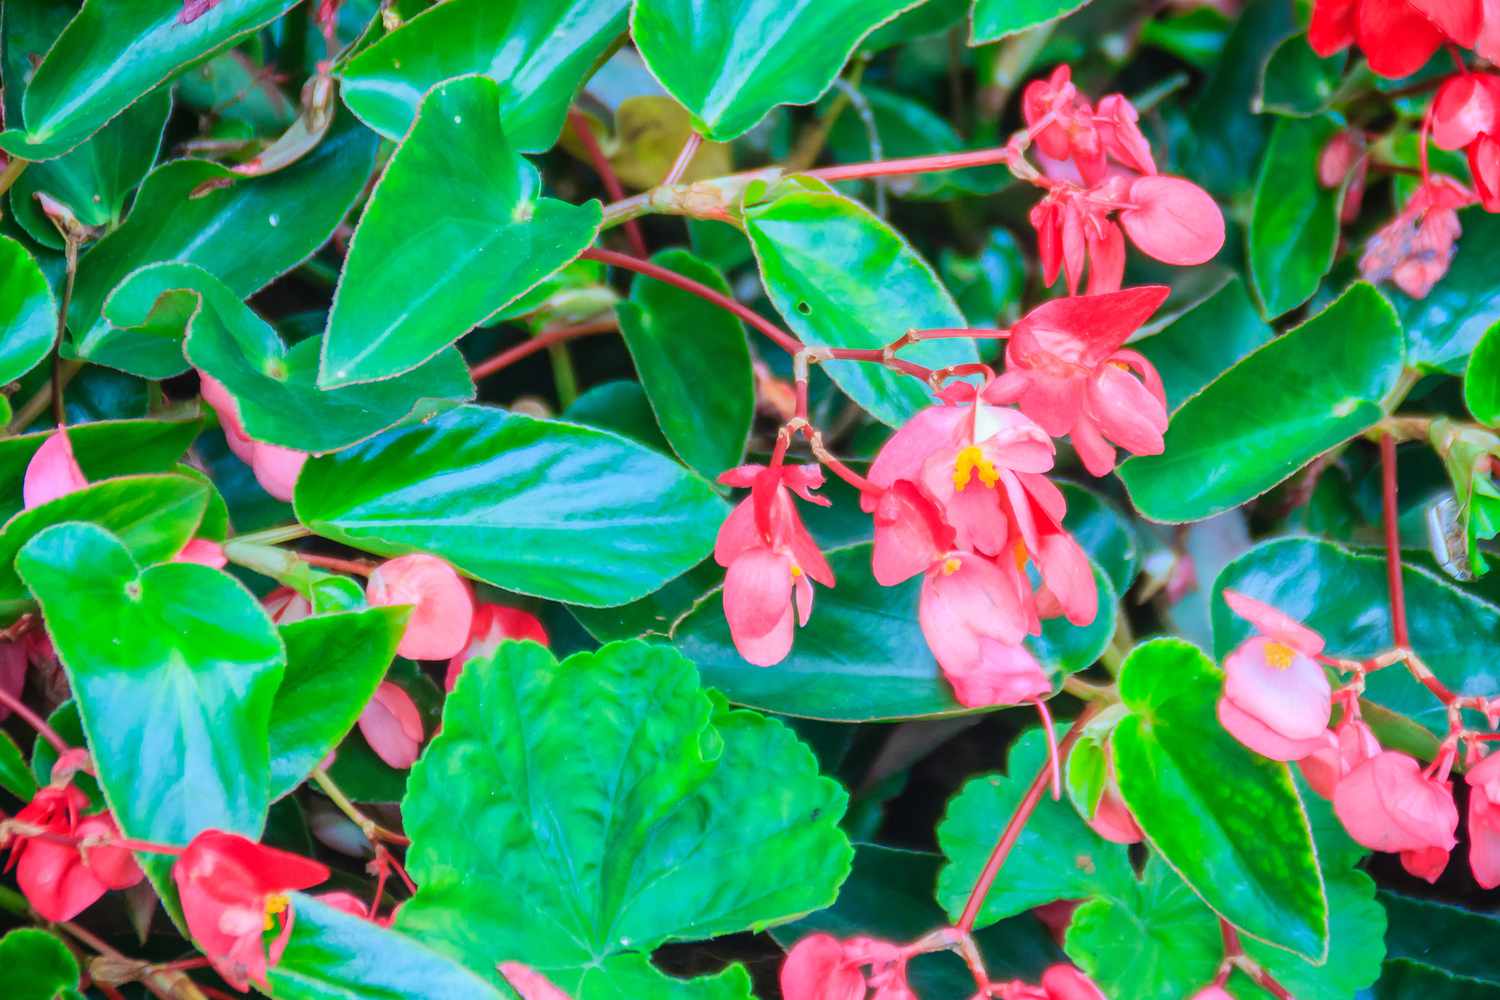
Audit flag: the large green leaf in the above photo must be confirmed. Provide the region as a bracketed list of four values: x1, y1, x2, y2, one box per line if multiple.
[672, 542, 1116, 720]
[745, 186, 976, 428]
[617, 249, 753, 480]
[269, 894, 511, 1000]
[1380, 892, 1500, 988]
[1392, 208, 1500, 374]
[632, 0, 914, 141]
[0, 236, 57, 386]
[295, 405, 726, 608]
[0, 929, 79, 1000]
[68, 113, 378, 376]
[1250, 116, 1341, 318]
[1060, 481, 1139, 594]
[1118, 282, 1404, 523]
[1375, 961, 1500, 1000]
[394, 640, 852, 996]
[1134, 275, 1272, 412]
[1256, 33, 1348, 117]
[1212, 537, 1500, 736]
[16, 523, 284, 888]
[0, 0, 300, 159]
[936, 726, 1135, 929]
[267, 607, 407, 801]
[10, 90, 171, 250]
[971, 0, 1094, 43]
[321, 75, 600, 388]
[104, 262, 473, 450]
[339, 0, 628, 150]
[1111, 638, 1326, 961]
[1465, 320, 1500, 426]
[1240, 869, 1384, 1000]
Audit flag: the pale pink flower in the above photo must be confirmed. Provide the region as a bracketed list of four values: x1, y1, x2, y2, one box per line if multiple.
[1216, 590, 1332, 761]
[1300, 717, 1381, 799]
[366, 555, 475, 660]
[23, 429, 87, 509]
[1465, 750, 1500, 888]
[357, 682, 424, 769]
[1190, 987, 1234, 1000]
[918, 552, 1048, 708]
[1333, 751, 1458, 883]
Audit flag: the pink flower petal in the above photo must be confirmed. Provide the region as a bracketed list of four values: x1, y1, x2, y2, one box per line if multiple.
[1356, 0, 1444, 78]
[1222, 589, 1325, 655]
[1034, 533, 1097, 627]
[1120, 176, 1225, 266]
[357, 682, 424, 769]
[1216, 697, 1331, 762]
[499, 963, 574, 1000]
[723, 547, 796, 666]
[366, 555, 475, 660]
[780, 934, 864, 1000]
[1041, 964, 1107, 1000]
[1430, 74, 1500, 150]
[174, 539, 228, 569]
[1333, 751, 1458, 855]
[871, 483, 948, 587]
[23, 430, 88, 510]
[249, 441, 308, 502]
[1467, 753, 1500, 888]
[1222, 637, 1332, 742]
[1086, 364, 1167, 459]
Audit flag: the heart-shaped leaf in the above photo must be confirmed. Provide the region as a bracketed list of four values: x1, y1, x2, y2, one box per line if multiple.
[339, 0, 629, 151]
[0, 236, 57, 386]
[1250, 116, 1342, 318]
[321, 75, 601, 388]
[394, 640, 851, 997]
[295, 405, 726, 608]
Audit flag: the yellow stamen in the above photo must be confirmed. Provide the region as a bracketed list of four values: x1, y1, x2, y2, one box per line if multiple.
[263, 893, 290, 931]
[1264, 642, 1295, 670]
[790, 565, 803, 579]
[953, 445, 999, 491]
[942, 557, 962, 575]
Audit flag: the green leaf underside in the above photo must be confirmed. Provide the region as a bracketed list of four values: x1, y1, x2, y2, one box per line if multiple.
[971, 0, 1095, 44]
[744, 187, 977, 428]
[321, 75, 601, 388]
[1211, 537, 1500, 736]
[631, 0, 916, 142]
[672, 542, 1116, 721]
[1111, 638, 1327, 961]
[0, 237, 58, 386]
[295, 405, 725, 608]
[395, 640, 851, 996]
[1118, 282, 1404, 523]
[339, 0, 629, 151]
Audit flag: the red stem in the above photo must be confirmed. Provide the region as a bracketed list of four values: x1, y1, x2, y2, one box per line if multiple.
[808, 145, 1016, 184]
[0, 685, 70, 756]
[956, 704, 1098, 933]
[1380, 433, 1411, 648]
[469, 319, 618, 380]
[298, 553, 376, 576]
[569, 111, 649, 259]
[20, 828, 184, 856]
[583, 248, 806, 355]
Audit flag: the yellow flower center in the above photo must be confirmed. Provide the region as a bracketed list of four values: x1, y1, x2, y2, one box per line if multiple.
[790, 564, 803, 579]
[953, 445, 999, 491]
[1264, 641, 1295, 670]
[263, 893, 290, 932]
[942, 557, 962, 575]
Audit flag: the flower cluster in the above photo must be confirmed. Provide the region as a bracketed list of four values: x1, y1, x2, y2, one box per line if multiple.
[2, 781, 142, 922]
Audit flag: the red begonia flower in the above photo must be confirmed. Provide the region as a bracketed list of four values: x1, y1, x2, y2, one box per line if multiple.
[7, 786, 143, 921]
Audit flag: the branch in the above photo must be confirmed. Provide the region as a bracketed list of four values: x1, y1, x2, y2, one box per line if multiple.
[0, 685, 71, 756]
[470, 318, 619, 381]
[568, 110, 648, 259]
[1380, 432, 1410, 648]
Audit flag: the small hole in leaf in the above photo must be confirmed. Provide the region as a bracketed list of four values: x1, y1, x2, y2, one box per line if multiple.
[125, 582, 142, 600]
[796, 301, 812, 315]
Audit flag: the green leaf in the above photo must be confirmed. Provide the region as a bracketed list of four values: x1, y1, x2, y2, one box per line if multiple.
[338, 0, 629, 150]
[1380, 892, 1500, 988]
[1393, 208, 1500, 374]
[1240, 869, 1384, 1000]
[1065, 856, 1223, 999]
[69, 112, 378, 376]
[10, 90, 171, 250]
[394, 640, 852, 995]
[1256, 34, 1348, 116]
[106, 262, 474, 451]
[1250, 116, 1342, 318]
[936, 726, 1135, 929]
[1212, 537, 1500, 736]
[1135, 275, 1272, 412]
[0, 0, 300, 159]
[673, 542, 1116, 720]
[569, 558, 721, 643]
[1465, 320, 1500, 426]
[1375, 961, 1500, 1000]
[0, 417, 202, 522]
[321, 75, 600, 387]
[16, 523, 284, 891]
[1111, 638, 1326, 960]
[942, 229, 1027, 326]
[267, 607, 407, 801]
[1118, 282, 1404, 523]
[0, 730, 38, 801]
[617, 249, 753, 480]
[295, 405, 727, 608]
[1060, 482, 1139, 594]
[0, 236, 57, 386]
[632, 0, 914, 141]
[268, 894, 512, 1000]
[863, 0, 970, 52]
[745, 186, 976, 428]
[323, 659, 442, 805]
[0, 928, 79, 1000]
[773, 845, 1063, 992]
[0, 474, 209, 622]
[971, 0, 1095, 44]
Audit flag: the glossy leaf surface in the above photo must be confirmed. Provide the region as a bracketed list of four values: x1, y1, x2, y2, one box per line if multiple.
[971, 0, 1095, 43]
[0, 237, 57, 387]
[1250, 116, 1341, 318]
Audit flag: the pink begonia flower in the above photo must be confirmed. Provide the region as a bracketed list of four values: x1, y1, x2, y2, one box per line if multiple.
[1333, 751, 1459, 882]
[1216, 589, 1332, 761]
[1465, 750, 1500, 888]
[0, 641, 26, 723]
[1471, 133, 1500, 212]
[174, 538, 228, 569]
[1023, 67, 1156, 185]
[6, 786, 143, 922]
[200, 371, 310, 502]
[1084, 778, 1143, 845]
[357, 681, 424, 769]
[1190, 987, 1234, 1000]
[1300, 717, 1381, 799]
[499, 963, 573, 1000]
[262, 586, 313, 625]
[1040, 965, 1107, 1000]
[445, 603, 549, 692]
[366, 554, 475, 660]
[780, 934, 913, 1000]
[23, 429, 88, 510]
[918, 552, 1049, 708]
[714, 463, 835, 667]
[1360, 175, 1474, 299]
[1431, 73, 1500, 150]
[986, 286, 1171, 478]
[1118, 175, 1226, 267]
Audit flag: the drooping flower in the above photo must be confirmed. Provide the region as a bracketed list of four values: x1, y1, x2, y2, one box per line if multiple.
[357, 682, 424, 769]
[919, 551, 1050, 707]
[1431, 73, 1500, 151]
[986, 286, 1172, 477]
[1023, 66, 1156, 185]
[1309, 0, 1482, 77]
[1216, 589, 1332, 761]
[499, 962, 574, 1000]
[1359, 175, 1473, 298]
[173, 830, 330, 992]
[366, 554, 476, 660]
[1465, 750, 1500, 888]
[5, 786, 143, 921]
[1300, 716, 1381, 799]
[23, 429, 88, 510]
[714, 463, 835, 666]
[1333, 751, 1459, 882]
[780, 934, 913, 1000]
[445, 603, 549, 692]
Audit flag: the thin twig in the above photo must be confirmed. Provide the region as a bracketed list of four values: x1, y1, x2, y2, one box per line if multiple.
[0, 686, 71, 755]
[568, 110, 649, 258]
[470, 318, 618, 381]
[1380, 433, 1410, 648]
